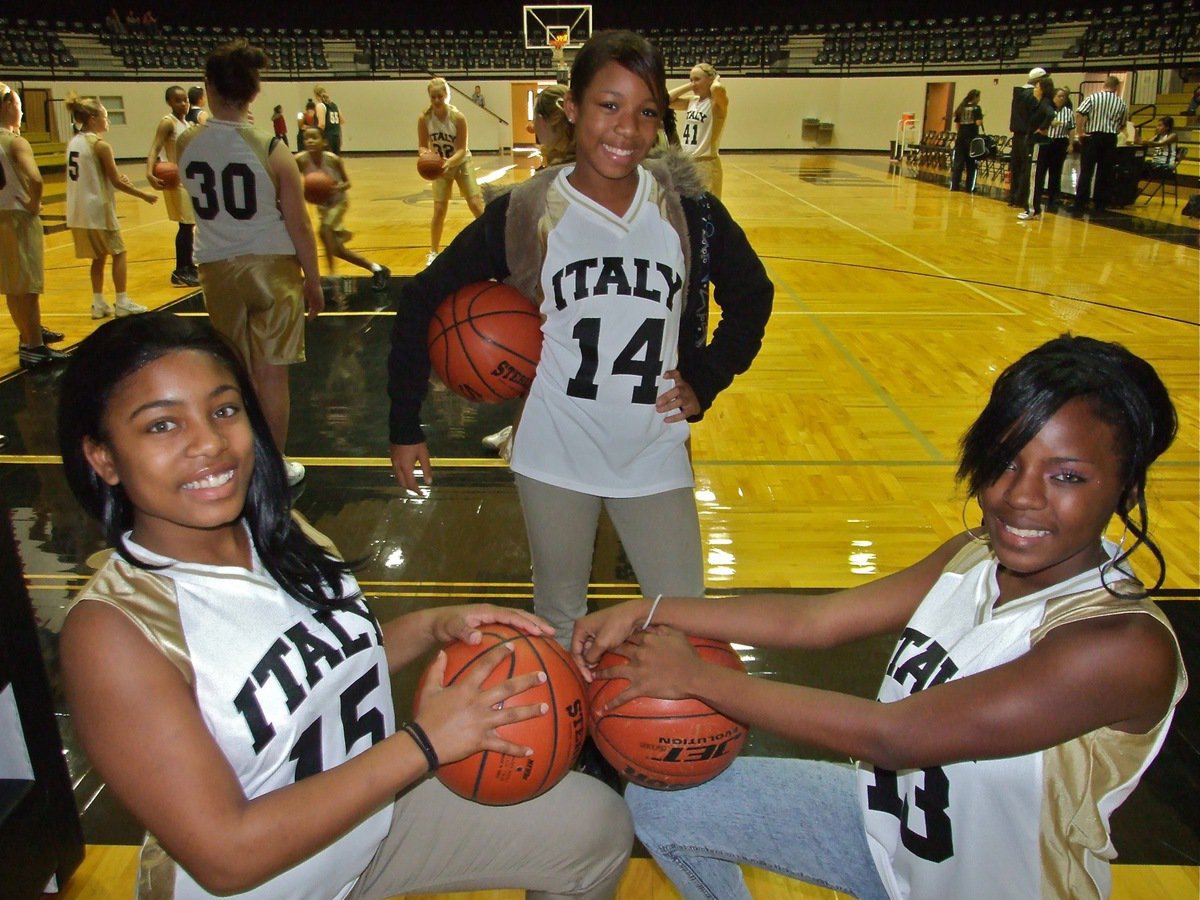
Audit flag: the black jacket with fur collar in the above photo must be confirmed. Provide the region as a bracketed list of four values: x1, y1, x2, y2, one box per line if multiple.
[387, 154, 773, 446]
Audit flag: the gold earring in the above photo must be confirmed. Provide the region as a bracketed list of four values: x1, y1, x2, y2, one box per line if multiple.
[960, 500, 988, 542]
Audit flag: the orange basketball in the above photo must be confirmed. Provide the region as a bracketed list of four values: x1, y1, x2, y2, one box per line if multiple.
[588, 637, 748, 790]
[152, 160, 179, 190]
[417, 149, 445, 180]
[303, 169, 336, 204]
[415, 625, 588, 805]
[427, 281, 542, 403]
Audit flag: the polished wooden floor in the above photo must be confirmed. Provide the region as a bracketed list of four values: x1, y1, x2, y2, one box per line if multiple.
[8, 151, 1198, 899]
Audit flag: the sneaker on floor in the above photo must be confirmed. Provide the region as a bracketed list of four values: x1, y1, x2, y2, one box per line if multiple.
[91, 299, 112, 319]
[171, 269, 200, 287]
[1017, 210, 1040, 220]
[370, 265, 390, 291]
[425, 250, 439, 268]
[481, 425, 513, 452]
[114, 296, 148, 317]
[283, 459, 306, 486]
[40, 326, 65, 343]
[19, 343, 71, 369]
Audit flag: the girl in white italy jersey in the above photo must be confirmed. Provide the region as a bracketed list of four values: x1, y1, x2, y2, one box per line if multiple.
[573, 334, 1184, 900]
[57, 312, 631, 899]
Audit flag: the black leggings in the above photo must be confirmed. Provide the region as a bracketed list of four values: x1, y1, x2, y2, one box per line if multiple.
[1032, 139, 1069, 213]
[175, 223, 194, 272]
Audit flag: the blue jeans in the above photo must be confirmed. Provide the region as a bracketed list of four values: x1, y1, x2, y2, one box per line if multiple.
[626, 757, 889, 900]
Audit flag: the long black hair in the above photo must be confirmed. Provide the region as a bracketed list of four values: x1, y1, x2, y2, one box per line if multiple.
[58, 312, 360, 610]
[957, 334, 1177, 595]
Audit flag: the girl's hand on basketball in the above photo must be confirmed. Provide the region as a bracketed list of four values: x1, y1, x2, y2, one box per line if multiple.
[596, 627, 702, 711]
[390, 441, 432, 493]
[657, 370, 698, 423]
[147, 172, 164, 190]
[416, 645, 549, 763]
[431, 605, 554, 647]
[571, 600, 652, 681]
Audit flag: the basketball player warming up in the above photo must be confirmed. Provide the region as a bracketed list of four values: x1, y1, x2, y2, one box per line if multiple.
[667, 62, 728, 197]
[418, 76, 484, 267]
[57, 311, 632, 899]
[571, 334, 1185, 900]
[294, 126, 389, 290]
[388, 30, 772, 647]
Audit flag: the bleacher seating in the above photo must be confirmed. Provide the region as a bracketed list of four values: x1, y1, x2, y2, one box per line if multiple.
[0, 10, 1194, 79]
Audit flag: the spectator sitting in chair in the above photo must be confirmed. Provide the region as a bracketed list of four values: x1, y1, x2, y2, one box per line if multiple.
[1140, 117, 1178, 176]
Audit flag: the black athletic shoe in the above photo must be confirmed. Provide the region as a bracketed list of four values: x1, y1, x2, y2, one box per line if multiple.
[371, 265, 391, 291]
[171, 269, 200, 287]
[40, 326, 65, 343]
[19, 344, 70, 369]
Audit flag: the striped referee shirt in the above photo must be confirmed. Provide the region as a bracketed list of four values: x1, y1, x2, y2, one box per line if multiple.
[1048, 106, 1075, 139]
[1076, 90, 1127, 134]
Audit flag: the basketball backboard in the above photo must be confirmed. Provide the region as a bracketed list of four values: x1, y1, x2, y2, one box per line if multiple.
[523, 5, 592, 51]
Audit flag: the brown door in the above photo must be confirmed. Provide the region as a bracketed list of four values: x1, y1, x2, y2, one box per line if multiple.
[923, 82, 954, 135]
[22, 88, 51, 137]
[511, 82, 539, 147]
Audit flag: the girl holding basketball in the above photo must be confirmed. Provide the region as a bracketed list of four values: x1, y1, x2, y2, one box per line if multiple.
[571, 334, 1184, 900]
[57, 311, 632, 900]
[388, 30, 773, 644]
[145, 84, 198, 288]
[65, 92, 158, 320]
[295, 126, 389, 291]
[667, 63, 728, 197]
[418, 76, 484, 267]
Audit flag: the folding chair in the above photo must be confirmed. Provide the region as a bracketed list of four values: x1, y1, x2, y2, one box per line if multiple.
[1140, 146, 1186, 206]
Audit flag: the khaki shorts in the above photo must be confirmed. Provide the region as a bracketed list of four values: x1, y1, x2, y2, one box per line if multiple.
[199, 254, 305, 368]
[72, 227, 125, 259]
[0, 209, 45, 295]
[163, 184, 195, 225]
[319, 197, 351, 240]
[431, 159, 482, 203]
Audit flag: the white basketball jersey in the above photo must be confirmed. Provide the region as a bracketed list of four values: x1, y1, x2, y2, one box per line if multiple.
[74, 525, 394, 900]
[858, 540, 1186, 900]
[157, 114, 189, 163]
[682, 96, 715, 158]
[66, 132, 118, 230]
[509, 166, 692, 496]
[424, 110, 459, 161]
[0, 131, 31, 211]
[177, 119, 295, 263]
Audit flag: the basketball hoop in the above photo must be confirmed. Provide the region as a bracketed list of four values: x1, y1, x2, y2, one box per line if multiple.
[548, 34, 568, 65]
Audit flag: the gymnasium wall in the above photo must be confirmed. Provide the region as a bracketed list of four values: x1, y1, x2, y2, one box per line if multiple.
[32, 68, 1107, 160]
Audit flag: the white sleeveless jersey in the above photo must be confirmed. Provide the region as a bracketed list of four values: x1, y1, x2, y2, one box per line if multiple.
[682, 96, 717, 158]
[509, 165, 692, 496]
[177, 119, 295, 262]
[424, 109, 465, 162]
[0, 131, 31, 211]
[858, 540, 1186, 900]
[66, 132, 118, 230]
[71, 521, 394, 900]
[157, 114, 189, 163]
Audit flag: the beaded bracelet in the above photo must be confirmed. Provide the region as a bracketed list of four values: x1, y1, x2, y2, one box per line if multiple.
[401, 721, 439, 773]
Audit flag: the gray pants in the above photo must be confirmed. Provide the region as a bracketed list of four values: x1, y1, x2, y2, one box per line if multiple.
[348, 772, 633, 899]
[515, 475, 705, 644]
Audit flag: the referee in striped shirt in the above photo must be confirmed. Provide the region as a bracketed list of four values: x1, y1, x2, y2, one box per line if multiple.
[1072, 75, 1128, 213]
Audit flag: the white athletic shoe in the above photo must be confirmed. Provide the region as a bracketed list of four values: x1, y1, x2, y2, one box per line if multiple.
[114, 296, 148, 317]
[1016, 210, 1040, 221]
[425, 250, 439, 267]
[481, 425, 513, 452]
[283, 459, 306, 486]
[91, 299, 113, 319]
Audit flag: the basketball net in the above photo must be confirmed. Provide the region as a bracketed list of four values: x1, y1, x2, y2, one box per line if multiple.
[549, 35, 569, 80]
